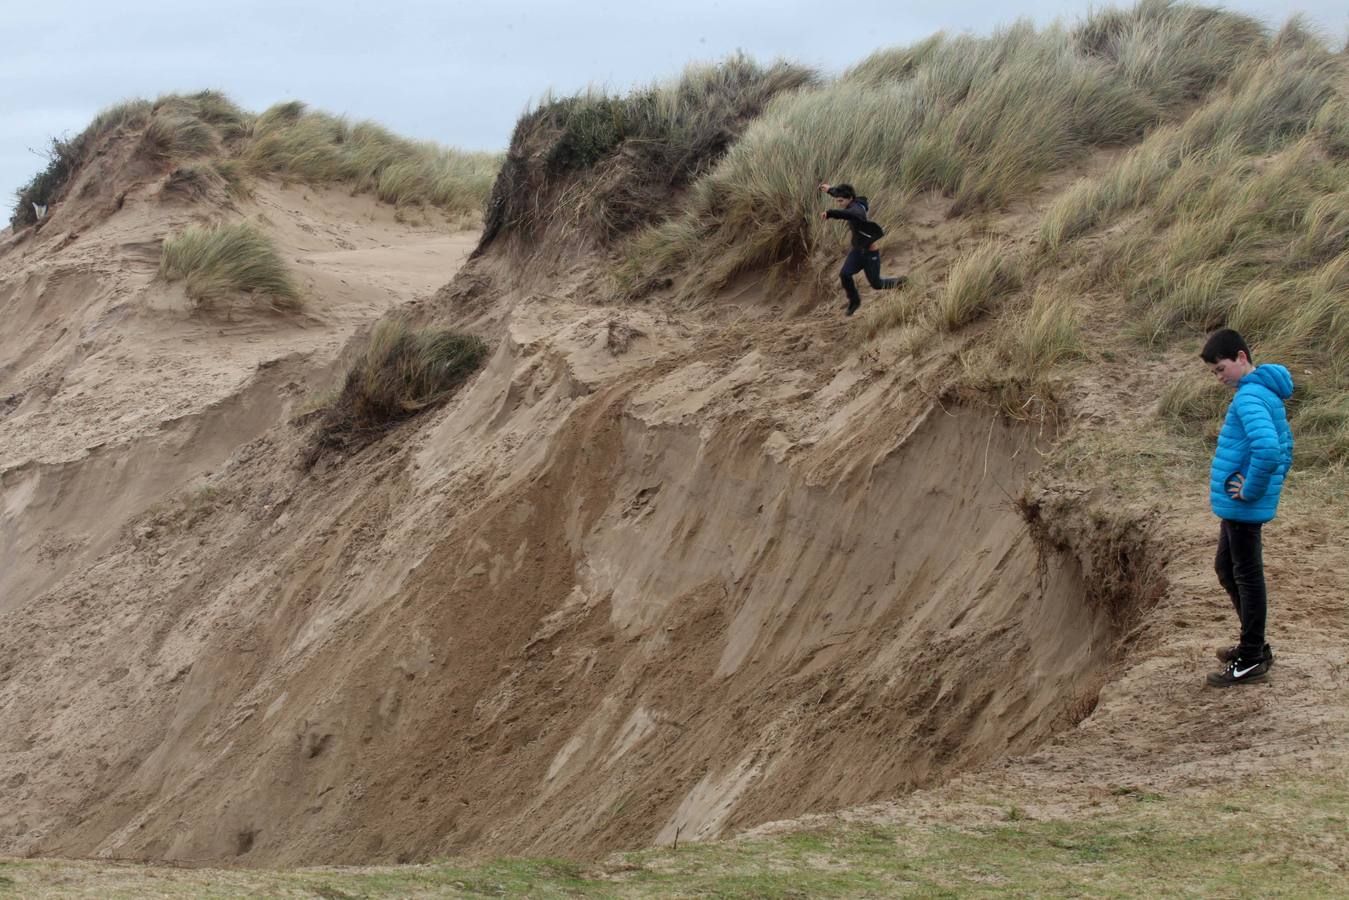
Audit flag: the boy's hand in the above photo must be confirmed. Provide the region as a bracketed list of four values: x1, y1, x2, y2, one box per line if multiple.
[818, 182, 830, 193]
[820, 211, 828, 220]
[1225, 472, 1246, 499]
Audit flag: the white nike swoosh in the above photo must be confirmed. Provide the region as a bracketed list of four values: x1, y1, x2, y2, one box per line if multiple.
[1233, 664, 1261, 678]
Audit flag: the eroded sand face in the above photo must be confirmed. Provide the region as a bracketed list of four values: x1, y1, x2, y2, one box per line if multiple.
[0, 179, 476, 612]
[2, 139, 1345, 871]
[0, 275, 1125, 865]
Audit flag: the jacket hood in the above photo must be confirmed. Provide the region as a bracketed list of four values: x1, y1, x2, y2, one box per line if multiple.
[1243, 364, 1294, 399]
[853, 197, 868, 210]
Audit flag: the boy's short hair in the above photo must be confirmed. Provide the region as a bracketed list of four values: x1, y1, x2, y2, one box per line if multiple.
[826, 183, 856, 199]
[1201, 328, 1252, 364]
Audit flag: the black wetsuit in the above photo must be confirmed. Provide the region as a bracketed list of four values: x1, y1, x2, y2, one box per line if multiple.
[825, 197, 901, 314]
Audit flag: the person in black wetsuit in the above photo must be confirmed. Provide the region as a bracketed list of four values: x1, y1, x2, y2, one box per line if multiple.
[819, 182, 906, 316]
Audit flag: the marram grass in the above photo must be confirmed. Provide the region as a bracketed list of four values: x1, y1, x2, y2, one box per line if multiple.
[302, 319, 489, 467]
[246, 103, 500, 215]
[10, 91, 499, 228]
[618, 1, 1277, 297]
[159, 221, 301, 309]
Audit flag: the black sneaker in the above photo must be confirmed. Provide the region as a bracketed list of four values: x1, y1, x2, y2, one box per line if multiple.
[1206, 657, 1270, 688]
[1216, 644, 1273, 666]
[846, 297, 861, 316]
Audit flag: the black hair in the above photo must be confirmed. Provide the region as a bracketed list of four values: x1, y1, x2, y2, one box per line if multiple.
[827, 183, 856, 200]
[1200, 328, 1252, 364]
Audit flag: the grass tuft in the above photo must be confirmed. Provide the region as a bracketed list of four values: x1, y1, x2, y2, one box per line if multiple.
[303, 320, 488, 467]
[1157, 371, 1231, 442]
[159, 222, 301, 308]
[937, 240, 1021, 330]
[141, 115, 219, 160]
[858, 272, 931, 342]
[1292, 393, 1349, 465]
[1004, 285, 1085, 375]
[160, 163, 226, 201]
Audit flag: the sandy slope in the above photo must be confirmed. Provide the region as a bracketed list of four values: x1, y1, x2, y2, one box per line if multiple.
[0, 282, 1119, 865]
[0, 178, 476, 612]
[1, 144, 1346, 875]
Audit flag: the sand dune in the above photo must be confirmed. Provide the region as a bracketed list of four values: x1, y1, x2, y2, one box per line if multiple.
[0, 173, 475, 613]
[3, 16, 1348, 882]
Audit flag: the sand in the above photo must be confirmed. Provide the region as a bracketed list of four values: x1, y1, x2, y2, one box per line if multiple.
[0, 171, 476, 613]
[1, 135, 1346, 872]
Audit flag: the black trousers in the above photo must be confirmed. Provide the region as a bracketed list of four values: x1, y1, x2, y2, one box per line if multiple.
[840, 249, 899, 306]
[1215, 519, 1267, 658]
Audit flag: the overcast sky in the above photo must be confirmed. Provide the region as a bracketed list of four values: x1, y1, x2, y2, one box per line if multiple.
[2, 1, 1343, 202]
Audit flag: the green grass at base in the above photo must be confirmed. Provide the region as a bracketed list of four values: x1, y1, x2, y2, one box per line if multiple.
[4, 768, 1344, 898]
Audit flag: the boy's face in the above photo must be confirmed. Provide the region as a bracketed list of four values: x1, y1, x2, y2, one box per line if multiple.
[1208, 351, 1253, 388]
[834, 195, 851, 208]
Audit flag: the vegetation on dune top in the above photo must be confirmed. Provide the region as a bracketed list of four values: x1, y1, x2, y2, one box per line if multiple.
[1127, 134, 1349, 466]
[946, 25, 1346, 467]
[1017, 22, 1348, 467]
[617, 0, 1300, 297]
[478, 53, 817, 249]
[245, 101, 499, 213]
[9, 91, 500, 229]
[9, 92, 238, 228]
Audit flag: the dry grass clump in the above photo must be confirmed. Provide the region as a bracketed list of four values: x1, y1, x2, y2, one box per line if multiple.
[1180, 49, 1338, 153]
[1003, 286, 1085, 374]
[137, 91, 250, 164]
[1038, 130, 1184, 252]
[1292, 393, 1349, 466]
[159, 221, 301, 308]
[245, 102, 500, 216]
[1132, 153, 1349, 464]
[618, 2, 1272, 297]
[303, 320, 488, 467]
[937, 241, 1021, 331]
[858, 273, 931, 342]
[1121, 139, 1347, 339]
[160, 159, 253, 203]
[153, 90, 251, 140]
[1071, 0, 1264, 106]
[141, 114, 219, 161]
[953, 283, 1085, 419]
[1143, 176, 1347, 460]
[160, 163, 225, 201]
[1157, 373, 1231, 442]
[213, 159, 251, 197]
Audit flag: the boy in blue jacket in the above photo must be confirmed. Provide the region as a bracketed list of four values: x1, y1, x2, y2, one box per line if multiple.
[1201, 328, 1294, 687]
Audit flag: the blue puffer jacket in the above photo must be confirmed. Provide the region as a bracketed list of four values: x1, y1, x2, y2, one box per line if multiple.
[1209, 364, 1294, 523]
